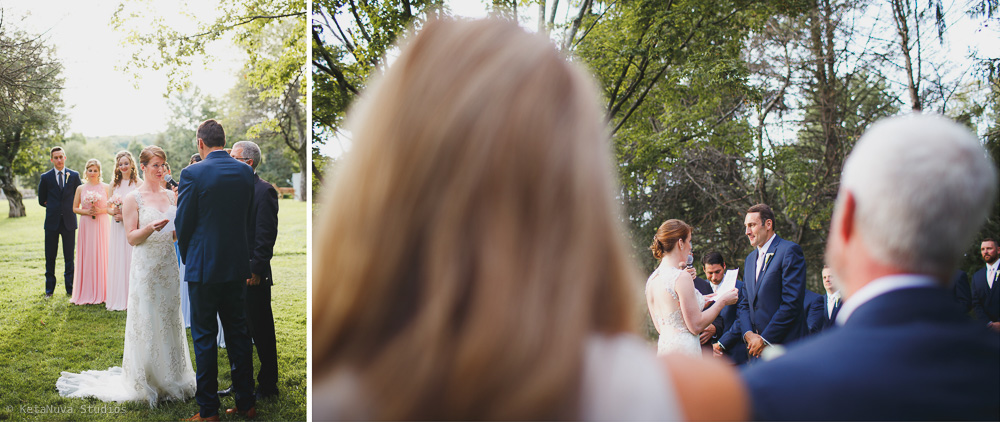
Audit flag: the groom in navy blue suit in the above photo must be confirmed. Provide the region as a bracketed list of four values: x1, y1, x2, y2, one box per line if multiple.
[737, 203, 807, 361]
[37, 147, 82, 297]
[742, 114, 999, 420]
[176, 119, 257, 421]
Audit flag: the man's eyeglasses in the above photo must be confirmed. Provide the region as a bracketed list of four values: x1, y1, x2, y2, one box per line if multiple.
[232, 156, 252, 163]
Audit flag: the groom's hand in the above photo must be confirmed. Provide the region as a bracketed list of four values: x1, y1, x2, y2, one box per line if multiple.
[247, 273, 261, 286]
[744, 332, 766, 357]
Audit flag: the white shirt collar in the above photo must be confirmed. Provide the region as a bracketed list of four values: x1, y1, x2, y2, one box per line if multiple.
[828, 291, 840, 302]
[987, 260, 999, 273]
[757, 233, 776, 257]
[835, 274, 937, 326]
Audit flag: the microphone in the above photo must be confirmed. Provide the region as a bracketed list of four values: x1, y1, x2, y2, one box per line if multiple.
[685, 254, 694, 269]
[164, 174, 178, 189]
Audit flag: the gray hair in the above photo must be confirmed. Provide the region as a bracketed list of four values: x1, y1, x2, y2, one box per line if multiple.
[839, 113, 997, 276]
[233, 140, 262, 170]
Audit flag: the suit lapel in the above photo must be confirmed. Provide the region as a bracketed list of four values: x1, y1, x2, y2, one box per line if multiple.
[746, 252, 758, 306]
[753, 236, 781, 296]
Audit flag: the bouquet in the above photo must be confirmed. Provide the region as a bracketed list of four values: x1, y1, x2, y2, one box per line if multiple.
[108, 194, 123, 222]
[83, 191, 102, 220]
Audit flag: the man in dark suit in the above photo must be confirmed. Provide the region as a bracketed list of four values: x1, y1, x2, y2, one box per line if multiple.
[949, 269, 972, 314]
[702, 252, 748, 365]
[807, 265, 841, 333]
[742, 114, 999, 420]
[802, 289, 823, 335]
[737, 203, 807, 361]
[176, 120, 257, 421]
[37, 147, 82, 297]
[217, 141, 280, 400]
[971, 238, 999, 331]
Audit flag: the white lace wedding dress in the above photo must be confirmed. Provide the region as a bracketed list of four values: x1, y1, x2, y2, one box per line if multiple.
[56, 191, 196, 406]
[645, 266, 704, 357]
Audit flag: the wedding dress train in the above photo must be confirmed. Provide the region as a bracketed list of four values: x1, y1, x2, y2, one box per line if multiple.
[56, 191, 196, 406]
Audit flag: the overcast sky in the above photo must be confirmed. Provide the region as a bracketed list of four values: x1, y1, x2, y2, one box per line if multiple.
[1, 0, 244, 137]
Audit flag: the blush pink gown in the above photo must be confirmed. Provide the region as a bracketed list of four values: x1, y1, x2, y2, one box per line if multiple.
[71, 183, 109, 305]
[106, 180, 138, 310]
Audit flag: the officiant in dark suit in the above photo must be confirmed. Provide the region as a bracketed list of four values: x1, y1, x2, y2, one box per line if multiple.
[737, 203, 807, 361]
[702, 252, 749, 365]
[217, 141, 280, 400]
[38, 147, 82, 297]
[176, 120, 258, 421]
[742, 114, 999, 421]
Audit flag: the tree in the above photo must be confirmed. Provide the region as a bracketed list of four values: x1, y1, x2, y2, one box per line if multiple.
[0, 14, 65, 217]
[112, 0, 307, 196]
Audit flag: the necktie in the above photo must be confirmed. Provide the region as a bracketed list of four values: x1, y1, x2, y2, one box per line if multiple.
[58, 171, 64, 189]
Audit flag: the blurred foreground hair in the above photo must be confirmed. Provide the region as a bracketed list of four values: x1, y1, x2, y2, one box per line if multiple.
[313, 18, 640, 420]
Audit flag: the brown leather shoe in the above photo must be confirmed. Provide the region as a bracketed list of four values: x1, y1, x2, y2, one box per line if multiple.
[225, 406, 257, 419]
[183, 413, 220, 421]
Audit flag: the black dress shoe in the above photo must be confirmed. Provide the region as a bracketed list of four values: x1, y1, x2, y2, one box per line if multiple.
[218, 386, 233, 397]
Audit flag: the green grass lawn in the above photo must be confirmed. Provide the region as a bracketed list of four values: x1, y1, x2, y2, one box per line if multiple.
[0, 199, 307, 421]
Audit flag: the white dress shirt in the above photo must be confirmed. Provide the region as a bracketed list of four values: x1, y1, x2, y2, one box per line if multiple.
[826, 291, 841, 319]
[987, 260, 999, 289]
[755, 233, 776, 279]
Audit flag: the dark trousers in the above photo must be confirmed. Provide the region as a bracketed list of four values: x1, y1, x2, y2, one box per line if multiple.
[189, 280, 256, 417]
[44, 222, 75, 295]
[247, 284, 278, 393]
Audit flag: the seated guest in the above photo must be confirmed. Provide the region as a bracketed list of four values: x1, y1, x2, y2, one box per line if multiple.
[807, 265, 841, 333]
[703, 252, 748, 365]
[971, 238, 999, 331]
[742, 114, 999, 421]
[311, 18, 747, 421]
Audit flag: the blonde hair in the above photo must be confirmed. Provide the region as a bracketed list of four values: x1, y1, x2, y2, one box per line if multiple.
[112, 150, 139, 188]
[313, 18, 639, 420]
[84, 159, 102, 182]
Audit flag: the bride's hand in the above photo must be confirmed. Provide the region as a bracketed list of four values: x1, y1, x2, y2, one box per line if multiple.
[718, 288, 739, 306]
[149, 219, 169, 231]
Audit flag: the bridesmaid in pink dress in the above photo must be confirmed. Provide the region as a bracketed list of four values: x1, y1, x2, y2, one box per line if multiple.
[106, 151, 141, 310]
[71, 159, 109, 305]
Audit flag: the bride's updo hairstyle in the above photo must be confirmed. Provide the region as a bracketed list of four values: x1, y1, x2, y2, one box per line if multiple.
[138, 146, 167, 167]
[313, 18, 639, 420]
[650, 219, 692, 260]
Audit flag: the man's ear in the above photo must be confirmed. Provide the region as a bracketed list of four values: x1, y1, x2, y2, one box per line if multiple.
[838, 191, 856, 244]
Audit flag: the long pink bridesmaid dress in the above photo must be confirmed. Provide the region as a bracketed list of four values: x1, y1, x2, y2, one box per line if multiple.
[105, 180, 138, 310]
[71, 182, 108, 305]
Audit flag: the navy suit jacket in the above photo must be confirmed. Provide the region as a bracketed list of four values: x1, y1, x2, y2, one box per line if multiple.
[743, 284, 1000, 421]
[175, 150, 255, 283]
[971, 266, 999, 323]
[247, 174, 279, 285]
[950, 269, 972, 314]
[738, 235, 807, 345]
[717, 279, 748, 365]
[803, 290, 824, 334]
[807, 292, 841, 334]
[37, 168, 81, 230]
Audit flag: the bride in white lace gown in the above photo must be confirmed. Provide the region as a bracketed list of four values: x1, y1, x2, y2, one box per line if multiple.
[646, 219, 738, 356]
[56, 147, 196, 406]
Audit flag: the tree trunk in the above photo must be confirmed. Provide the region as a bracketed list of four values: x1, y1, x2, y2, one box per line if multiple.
[0, 170, 26, 217]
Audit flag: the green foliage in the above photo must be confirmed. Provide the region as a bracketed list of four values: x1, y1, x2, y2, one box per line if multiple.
[0, 18, 66, 217]
[0, 199, 307, 421]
